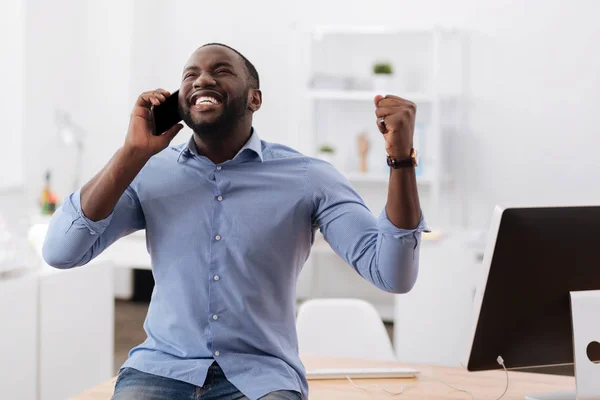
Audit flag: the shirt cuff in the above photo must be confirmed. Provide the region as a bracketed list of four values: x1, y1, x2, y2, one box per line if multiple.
[377, 209, 430, 239]
[63, 189, 114, 236]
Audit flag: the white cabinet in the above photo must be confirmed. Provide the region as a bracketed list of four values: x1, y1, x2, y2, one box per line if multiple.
[0, 262, 114, 400]
[0, 272, 37, 400]
[38, 265, 114, 400]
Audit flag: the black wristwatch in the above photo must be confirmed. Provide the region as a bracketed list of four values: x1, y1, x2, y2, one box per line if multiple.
[387, 149, 418, 169]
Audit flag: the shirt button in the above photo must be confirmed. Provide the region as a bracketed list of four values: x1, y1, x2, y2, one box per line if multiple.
[217, 195, 223, 201]
[214, 351, 220, 356]
[216, 165, 222, 170]
[215, 235, 221, 241]
[214, 275, 220, 281]
[212, 314, 219, 320]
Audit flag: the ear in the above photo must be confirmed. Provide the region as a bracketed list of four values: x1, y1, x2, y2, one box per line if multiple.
[248, 89, 262, 112]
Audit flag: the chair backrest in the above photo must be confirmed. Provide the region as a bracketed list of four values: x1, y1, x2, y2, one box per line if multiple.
[296, 298, 396, 361]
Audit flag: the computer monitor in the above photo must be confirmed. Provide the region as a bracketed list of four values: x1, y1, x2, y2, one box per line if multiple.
[464, 205, 600, 400]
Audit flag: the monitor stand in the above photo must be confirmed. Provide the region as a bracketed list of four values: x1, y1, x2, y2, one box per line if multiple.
[526, 290, 600, 400]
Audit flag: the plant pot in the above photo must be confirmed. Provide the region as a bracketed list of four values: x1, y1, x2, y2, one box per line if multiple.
[373, 74, 393, 93]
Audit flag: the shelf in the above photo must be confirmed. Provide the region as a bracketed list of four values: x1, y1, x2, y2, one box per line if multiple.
[307, 89, 434, 102]
[312, 25, 454, 38]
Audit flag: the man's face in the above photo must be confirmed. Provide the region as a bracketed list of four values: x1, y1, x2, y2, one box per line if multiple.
[178, 46, 253, 135]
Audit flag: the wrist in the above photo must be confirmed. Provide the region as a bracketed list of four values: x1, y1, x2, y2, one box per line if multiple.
[386, 145, 413, 159]
[120, 145, 152, 165]
[118, 146, 152, 171]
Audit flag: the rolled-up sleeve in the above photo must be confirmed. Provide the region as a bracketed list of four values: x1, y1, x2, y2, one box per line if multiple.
[42, 185, 145, 269]
[306, 158, 429, 294]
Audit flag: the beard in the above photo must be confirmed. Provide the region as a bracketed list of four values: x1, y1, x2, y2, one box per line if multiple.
[179, 88, 249, 137]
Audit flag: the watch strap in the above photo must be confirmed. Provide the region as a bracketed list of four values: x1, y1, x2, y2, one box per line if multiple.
[387, 149, 417, 169]
[387, 156, 414, 168]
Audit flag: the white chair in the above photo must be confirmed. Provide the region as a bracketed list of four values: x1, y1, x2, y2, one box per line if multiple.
[296, 298, 396, 361]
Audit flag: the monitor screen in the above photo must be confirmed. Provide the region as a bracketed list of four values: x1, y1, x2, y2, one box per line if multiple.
[466, 206, 600, 371]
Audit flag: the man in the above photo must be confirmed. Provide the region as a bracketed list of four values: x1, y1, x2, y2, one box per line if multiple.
[42, 43, 427, 400]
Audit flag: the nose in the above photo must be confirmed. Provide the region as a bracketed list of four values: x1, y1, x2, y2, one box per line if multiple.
[193, 71, 217, 88]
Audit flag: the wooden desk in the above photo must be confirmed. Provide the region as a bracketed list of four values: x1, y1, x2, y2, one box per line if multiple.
[70, 355, 574, 400]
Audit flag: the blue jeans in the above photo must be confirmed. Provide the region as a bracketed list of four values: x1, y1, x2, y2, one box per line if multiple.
[111, 362, 302, 400]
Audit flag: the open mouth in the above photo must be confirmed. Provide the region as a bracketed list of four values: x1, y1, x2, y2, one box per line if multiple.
[190, 91, 224, 111]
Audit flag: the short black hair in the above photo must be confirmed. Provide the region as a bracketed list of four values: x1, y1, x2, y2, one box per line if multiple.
[200, 43, 260, 89]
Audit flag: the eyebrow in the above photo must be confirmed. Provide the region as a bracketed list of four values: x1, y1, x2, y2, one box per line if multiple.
[183, 62, 235, 74]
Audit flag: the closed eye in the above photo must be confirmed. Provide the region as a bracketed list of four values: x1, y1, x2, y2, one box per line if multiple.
[215, 69, 231, 75]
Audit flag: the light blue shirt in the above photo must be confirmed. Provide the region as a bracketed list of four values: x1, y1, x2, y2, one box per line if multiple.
[42, 129, 427, 400]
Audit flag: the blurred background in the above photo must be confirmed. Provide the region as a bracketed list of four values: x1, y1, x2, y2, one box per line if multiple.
[1, 0, 598, 399]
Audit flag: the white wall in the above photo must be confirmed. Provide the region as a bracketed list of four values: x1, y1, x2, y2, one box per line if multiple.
[21, 0, 600, 230]
[463, 0, 600, 227]
[23, 0, 86, 200]
[23, 0, 135, 202]
[0, 0, 24, 190]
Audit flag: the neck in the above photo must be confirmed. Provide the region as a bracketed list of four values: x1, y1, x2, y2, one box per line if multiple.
[193, 118, 253, 164]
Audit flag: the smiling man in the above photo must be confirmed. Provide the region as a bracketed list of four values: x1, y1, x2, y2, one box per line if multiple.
[42, 43, 428, 400]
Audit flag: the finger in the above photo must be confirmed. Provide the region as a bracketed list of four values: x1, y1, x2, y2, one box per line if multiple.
[376, 116, 386, 134]
[380, 94, 406, 101]
[146, 94, 163, 107]
[153, 91, 167, 103]
[155, 88, 171, 98]
[135, 93, 153, 108]
[375, 106, 407, 118]
[377, 97, 414, 109]
[136, 90, 168, 108]
[161, 123, 184, 142]
[150, 96, 161, 106]
[138, 93, 161, 108]
[374, 94, 385, 106]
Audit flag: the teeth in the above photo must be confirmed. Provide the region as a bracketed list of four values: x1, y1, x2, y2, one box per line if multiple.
[195, 96, 219, 105]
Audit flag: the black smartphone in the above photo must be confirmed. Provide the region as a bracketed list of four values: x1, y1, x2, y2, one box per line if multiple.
[152, 90, 182, 135]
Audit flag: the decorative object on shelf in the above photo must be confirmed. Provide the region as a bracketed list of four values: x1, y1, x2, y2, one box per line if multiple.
[372, 62, 394, 92]
[55, 109, 86, 193]
[40, 170, 57, 215]
[317, 144, 336, 165]
[356, 132, 370, 173]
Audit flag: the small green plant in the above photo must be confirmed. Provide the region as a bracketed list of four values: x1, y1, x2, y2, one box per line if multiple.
[373, 62, 393, 75]
[318, 144, 335, 153]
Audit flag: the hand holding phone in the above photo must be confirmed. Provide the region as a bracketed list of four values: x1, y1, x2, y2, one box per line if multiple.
[124, 89, 184, 160]
[152, 90, 183, 136]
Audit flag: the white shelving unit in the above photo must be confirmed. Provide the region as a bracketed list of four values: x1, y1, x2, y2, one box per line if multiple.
[302, 25, 466, 226]
[294, 25, 467, 320]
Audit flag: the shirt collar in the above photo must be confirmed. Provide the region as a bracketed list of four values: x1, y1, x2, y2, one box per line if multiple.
[177, 128, 264, 163]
